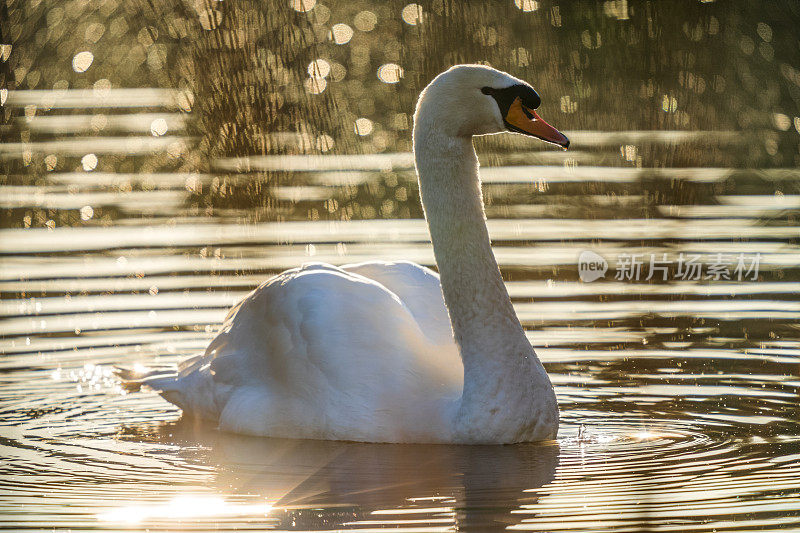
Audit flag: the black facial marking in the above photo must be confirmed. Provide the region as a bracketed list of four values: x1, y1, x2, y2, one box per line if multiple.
[481, 84, 541, 120]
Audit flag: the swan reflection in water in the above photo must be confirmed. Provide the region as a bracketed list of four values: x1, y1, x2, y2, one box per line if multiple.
[105, 418, 559, 531]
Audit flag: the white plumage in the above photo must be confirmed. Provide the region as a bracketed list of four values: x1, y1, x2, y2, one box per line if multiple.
[125, 65, 562, 443]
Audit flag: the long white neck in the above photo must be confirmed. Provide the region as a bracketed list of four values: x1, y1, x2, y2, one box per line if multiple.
[413, 115, 558, 443]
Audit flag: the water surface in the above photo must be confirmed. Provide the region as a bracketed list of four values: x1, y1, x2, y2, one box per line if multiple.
[2, 0, 800, 530]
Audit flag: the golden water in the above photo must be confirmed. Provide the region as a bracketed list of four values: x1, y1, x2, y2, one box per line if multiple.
[1, 78, 799, 531]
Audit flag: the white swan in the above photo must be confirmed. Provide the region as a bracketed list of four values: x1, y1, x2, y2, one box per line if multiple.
[126, 65, 570, 443]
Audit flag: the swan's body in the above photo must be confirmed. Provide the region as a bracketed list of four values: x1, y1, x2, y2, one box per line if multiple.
[128, 65, 568, 443]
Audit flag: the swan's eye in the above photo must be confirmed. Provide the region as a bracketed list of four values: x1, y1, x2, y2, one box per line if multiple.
[480, 85, 541, 118]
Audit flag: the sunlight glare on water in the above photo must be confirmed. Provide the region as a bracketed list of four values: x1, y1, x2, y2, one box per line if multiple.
[98, 495, 273, 525]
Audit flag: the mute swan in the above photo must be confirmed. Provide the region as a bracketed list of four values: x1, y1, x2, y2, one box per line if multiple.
[124, 65, 569, 443]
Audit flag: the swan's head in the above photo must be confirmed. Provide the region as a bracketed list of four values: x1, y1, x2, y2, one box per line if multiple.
[414, 64, 569, 148]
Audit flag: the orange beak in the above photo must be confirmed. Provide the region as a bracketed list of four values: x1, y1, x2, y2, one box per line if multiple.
[505, 97, 569, 149]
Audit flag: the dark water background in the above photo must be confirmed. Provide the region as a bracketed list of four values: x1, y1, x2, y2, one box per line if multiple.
[1, 0, 799, 530]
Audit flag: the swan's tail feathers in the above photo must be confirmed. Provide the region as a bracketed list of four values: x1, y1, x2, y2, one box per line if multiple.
[115, 365, 195, 413]
[114, 366, 179, 393]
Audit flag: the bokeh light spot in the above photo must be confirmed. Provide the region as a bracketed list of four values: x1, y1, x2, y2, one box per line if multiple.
[198, 10, 222, 30]
[304, 76, 327, 94]
[316, 134, 334, 152]
[772, 113, 791, 131]
[392, 113, 409, 130]
[308, 59, 331, 78]
[514, 0, 539, 11]
[312, 4, 330, 23]
[756, 22, 772, 42]
[331, 23, 353, 44]
[354, 118, 373, 136]
[80, 206, 94, 221]
[354, 10, 377, 32]
[329, 61, 347, 81]
[93, 78, 112, 95]
[90, 114, 107, 132]
[72, 51, 94, 73]
[85, 23, 106, 43]
[377, 63, 403, 84]
[81, 154, 98, 171]
[603, 0, 628, 19]
[290, 0, 316, 12]
[150, 118, 168, 136]
[512, 47, 530, 67]
[401, 4, 423, 25]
